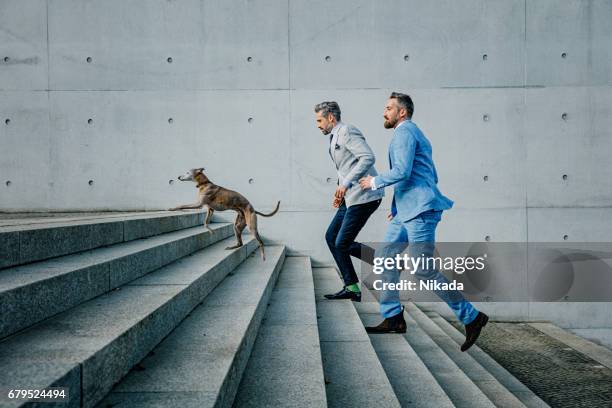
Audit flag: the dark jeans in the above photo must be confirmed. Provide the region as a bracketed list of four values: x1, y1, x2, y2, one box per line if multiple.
[325, 199, 381, 286]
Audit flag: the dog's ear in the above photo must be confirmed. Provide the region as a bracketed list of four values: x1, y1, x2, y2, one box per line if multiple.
[197, 167, 205, 173]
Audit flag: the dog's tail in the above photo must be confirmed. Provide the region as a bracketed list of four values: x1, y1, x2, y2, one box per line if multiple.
[255, 201, 280, 217]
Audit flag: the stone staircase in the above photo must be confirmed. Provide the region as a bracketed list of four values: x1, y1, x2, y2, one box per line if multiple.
[0, 212, 609, 407]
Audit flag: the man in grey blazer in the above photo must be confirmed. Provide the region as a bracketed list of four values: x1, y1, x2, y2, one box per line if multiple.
[314, 101, 384, 301]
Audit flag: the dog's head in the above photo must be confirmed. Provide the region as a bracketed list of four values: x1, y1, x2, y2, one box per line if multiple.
[177, 167, 206, 183]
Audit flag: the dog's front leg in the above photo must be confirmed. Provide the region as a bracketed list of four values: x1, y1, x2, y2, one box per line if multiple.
[168, 199, 205, 211]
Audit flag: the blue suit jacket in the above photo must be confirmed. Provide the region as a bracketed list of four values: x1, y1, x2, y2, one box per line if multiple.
[373, 120, 453, 222]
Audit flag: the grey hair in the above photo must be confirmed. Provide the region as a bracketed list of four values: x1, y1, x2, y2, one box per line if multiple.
[389, 92, 414, 118]
[314, 101, 341, 121]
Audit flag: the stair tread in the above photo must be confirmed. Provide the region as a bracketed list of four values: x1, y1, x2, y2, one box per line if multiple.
[313, 267, 401, 408]
[0, 223, 231, 290]
[395, 301, 496, 408]
[0, 210, 209, 270]
[97, 246, 286, 408]
[0, 236, 257, 408]
[0, 223, 233, 340]
[0, 211, 201, 232]
[233, 257, 327, 408]
[354, 301, 455, 408]
[406, 303, 527, 408]
[420, 306, 549, 408]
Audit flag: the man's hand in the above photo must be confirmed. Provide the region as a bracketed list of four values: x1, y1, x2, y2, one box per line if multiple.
[334, 185, 347, 200]
[387, 212, 394, 221]
[359, 175, 374, 190]
[332, 196, 343, 208]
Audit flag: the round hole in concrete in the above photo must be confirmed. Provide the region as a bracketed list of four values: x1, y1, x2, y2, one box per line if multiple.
[561, 52, 567, 59]
[324, 55, 331, 62]
[168, 117, 173, 124]
[4, 118, 10, 125]
[561, 112, 568, 120]
[485, 235, 491, 242]
[5, 181, 11, 187]
[88, 180, 94, 186]
[86, 57, 92, 63]
[403, 54, 410, 62]
[87, 118, 93, 125]
[248, 178, 254, 184]
[326, 177, 333, 183]
[168, 179, 174, 185]
[248, 117, 253, 124]
[167, 57, 173, 63]
[247, 56, 253, 62]
[563, 234, 569, 241]
[483, 114, 489, 122]
[482, 54, 488, 61]
[562, 174, 568, 181]
[483, 175, 488, 182]
[3, 56, 9, 63]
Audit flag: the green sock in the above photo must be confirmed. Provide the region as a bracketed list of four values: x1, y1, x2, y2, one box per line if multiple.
[346, 283, 361, 293]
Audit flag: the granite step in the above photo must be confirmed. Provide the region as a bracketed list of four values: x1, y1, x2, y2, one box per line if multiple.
[419, 306, 549, 407]
[0, 222, 233, 339]
[97, 246, 286, 408]
[0, 235, 257, 408]
[233, 256, 327, 407]
[405, 303, 528, 408]
[312, 267, 401, 408]
[0, 210, 208, 269]
[354, 301, 455, 408]
[397, 300, 496, 408]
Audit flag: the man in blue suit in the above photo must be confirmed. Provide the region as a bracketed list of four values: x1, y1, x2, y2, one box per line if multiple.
[359, 92, 488, 352]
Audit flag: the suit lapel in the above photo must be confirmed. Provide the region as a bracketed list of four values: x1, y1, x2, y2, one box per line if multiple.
[330, 131, 339, 169]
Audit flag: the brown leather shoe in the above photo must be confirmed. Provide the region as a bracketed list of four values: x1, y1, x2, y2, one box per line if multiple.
[461, 312, 489, 351]
[365, 307, 407, 333]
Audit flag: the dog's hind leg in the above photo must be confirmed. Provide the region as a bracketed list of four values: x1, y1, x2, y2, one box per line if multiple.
[246, 211, 265, 261]
[204, 207, 214, 231]
[225, 211, 246, 250]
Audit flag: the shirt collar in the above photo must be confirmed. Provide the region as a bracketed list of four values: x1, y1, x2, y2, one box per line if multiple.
[395, 119, 411, 130]
[331, 122, 343, 137]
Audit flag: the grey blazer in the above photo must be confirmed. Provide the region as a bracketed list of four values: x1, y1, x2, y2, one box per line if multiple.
[329, 123, 384, 207]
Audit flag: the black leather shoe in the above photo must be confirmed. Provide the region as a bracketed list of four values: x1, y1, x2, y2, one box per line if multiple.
[365, 307, 407, 333]
[324, 287, 361, 302]
[461, 312, 489, 351]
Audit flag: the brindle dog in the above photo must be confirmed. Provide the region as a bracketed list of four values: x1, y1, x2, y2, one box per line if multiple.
[169, 168, 280, 260]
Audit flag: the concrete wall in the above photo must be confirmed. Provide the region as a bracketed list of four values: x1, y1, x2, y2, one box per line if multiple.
[1, 0, 612, 325]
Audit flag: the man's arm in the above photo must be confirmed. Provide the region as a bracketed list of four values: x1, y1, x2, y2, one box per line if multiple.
[340, 126, 376, 187]
[373, 128, 416, 189]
